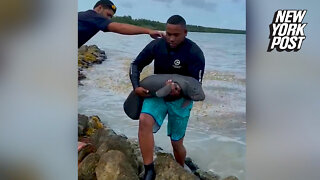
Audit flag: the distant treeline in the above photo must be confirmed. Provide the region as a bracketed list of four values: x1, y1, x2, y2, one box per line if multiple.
[112, 16, 246, 34]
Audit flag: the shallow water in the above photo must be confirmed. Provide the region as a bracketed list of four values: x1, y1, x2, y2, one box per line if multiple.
[79, 32, 246, 179]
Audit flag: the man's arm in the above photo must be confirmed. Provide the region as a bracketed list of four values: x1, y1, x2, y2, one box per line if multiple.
[189, 49, 205, 83]
[108, 22, 164, 39]
[129, 40, 158, 96]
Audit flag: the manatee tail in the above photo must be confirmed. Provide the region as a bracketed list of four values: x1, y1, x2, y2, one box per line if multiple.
[123, 91, 143, 120]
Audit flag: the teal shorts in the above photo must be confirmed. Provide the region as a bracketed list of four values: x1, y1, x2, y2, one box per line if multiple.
[141, 97, 193, 141]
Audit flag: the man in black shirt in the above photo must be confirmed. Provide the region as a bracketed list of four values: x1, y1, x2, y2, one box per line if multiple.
[130, 15, 205, 180]
[78, 0, 164, 48]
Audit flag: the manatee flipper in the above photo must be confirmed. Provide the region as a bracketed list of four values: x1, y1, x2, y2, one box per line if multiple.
[123, 91, 143, 120]
[155, 84, 172, 97]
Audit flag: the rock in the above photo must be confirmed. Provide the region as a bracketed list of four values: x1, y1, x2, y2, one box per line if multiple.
[78, 114, 89, 127]
[90, 128, 116, 147]
[88, 116, 104, 130]
[95, 59, 103, 64]
[78, 45, 105, 67]
[79, 45, 88, 53]
[99, 50, 105, 54]
[76, 115, 104, 136]
[95, 150, 139, 180]
[185, 157, 200, 173]
[78, 125, 86, 136]
[95, 135, 139, 173]
[194, 169, 220, 180]
[78, 143, 96, 164]
[87, 45, 99, 53]
[78, 70, 86, 81]
[118, 133, 128, 139]
[223, 176, 238, 180]
[79, 136, 92, 144]
[99, 54, 106, 60]
[155, 152, 199, 180]
[78, 114, 89, 136]
[84, 53, 97, 63]
[127, 139, 144, 175]
[78, 153, 100, 180]
[86, 128, 97, 136]
[155, 145, 164, 153]
[78, 141, 87, 152]
[77, 114, 237, 180]
[96, 142, 108, 156]
[78, 44, 106, 85]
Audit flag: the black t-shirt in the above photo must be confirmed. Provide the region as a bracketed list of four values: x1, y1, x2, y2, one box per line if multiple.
[130, 38, 205, 89]
[78, 10, 112, 48]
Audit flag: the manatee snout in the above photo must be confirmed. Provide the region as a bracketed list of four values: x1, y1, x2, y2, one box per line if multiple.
[187, 86, 205, 101]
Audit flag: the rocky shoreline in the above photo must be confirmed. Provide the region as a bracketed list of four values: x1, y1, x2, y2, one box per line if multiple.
[78, 45, 107, 85]
[78, 114, 238, 180]
[78, 45, 239, 180]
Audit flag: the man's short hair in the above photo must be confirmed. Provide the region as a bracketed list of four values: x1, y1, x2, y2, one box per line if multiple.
[167, 15, 186, 28]
[94, 0, 117, 13]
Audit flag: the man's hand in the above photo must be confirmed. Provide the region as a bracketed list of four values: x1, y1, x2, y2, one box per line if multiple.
[149, 30, 165, 39]
[134, 87, 151, 97]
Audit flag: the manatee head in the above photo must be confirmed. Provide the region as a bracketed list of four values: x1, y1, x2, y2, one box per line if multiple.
[186, 82, 205, 101]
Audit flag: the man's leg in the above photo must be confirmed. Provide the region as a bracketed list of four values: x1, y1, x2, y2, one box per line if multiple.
[139, 113, 155, 165]
[167, 98, 193, 167]
[139, 113, 156, 180]
[171, 138, 186, 166]
[139, 97, 167, 180]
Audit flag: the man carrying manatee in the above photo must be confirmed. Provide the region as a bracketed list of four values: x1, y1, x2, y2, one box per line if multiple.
[129, 15, 205, 180]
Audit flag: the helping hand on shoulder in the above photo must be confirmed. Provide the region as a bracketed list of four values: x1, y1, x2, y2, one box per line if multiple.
[149, 30, 165, 39]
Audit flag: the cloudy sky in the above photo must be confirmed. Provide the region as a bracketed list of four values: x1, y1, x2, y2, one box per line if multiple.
[78, 0, 246, 30]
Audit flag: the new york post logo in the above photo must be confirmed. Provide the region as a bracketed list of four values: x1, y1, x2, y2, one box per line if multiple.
[267, 10, 307, 52]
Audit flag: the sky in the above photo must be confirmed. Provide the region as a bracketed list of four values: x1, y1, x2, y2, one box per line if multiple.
[78, 0, 246, 30]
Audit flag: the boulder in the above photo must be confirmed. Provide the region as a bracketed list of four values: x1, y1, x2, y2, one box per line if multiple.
[77, 114, 238, 180]
[78, 70, 86, 81]
[155, 145, 164, 153]
[185, 157, 200, 173]
[95, 135, 139, 172]
[87, 45, 99, 53]
[127, 139, 144, 175]
[78, 114, 89, 136]
[88, 116, 104, 130]
[90, 128, 116, 148]
[79, 136, 92, 144]
[84, 53, 97, 63]
[79, 45, 88, 53]
[78, 44, 106, 86]
[78, 153, 100, 180]
[194, 169, 220, 180]
[78, 114, 89, 127]
[155, 152, 199, 180]
[78, 143, 96, 164]
[95, 150, 139, 180]
[223, 176, 238, 180]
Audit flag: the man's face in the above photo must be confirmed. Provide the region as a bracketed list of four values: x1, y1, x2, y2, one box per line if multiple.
[96, 6, 114, 19]
[165, 24, 187, 48]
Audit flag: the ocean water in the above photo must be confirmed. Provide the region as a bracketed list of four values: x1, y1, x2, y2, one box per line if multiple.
[78, 32, 246, 180]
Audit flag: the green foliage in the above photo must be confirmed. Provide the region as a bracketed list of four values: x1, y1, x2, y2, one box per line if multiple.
[112, 16, 246, 34]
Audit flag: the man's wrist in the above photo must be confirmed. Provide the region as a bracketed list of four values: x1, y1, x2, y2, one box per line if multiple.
[133, 85, 139, 90]
[147, 29, 153, 34]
